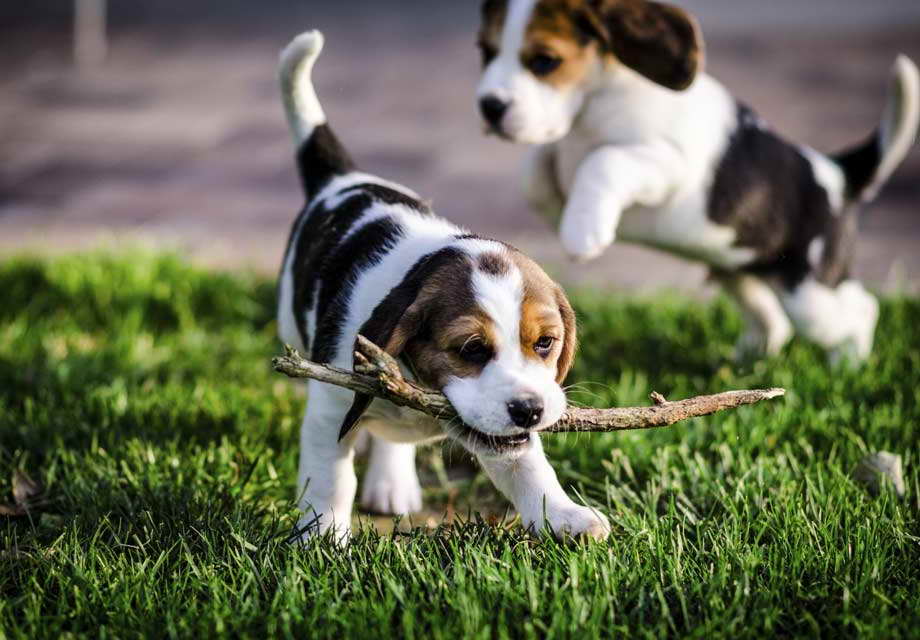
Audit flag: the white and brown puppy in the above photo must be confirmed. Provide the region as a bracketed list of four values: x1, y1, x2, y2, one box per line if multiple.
[277, 31, 609, 542]
[476, 0, 920, 363]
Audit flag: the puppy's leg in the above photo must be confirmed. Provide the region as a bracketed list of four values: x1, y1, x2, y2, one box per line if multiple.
[522, 143, 564, 225]
[836, 281, 880, 362]
[559, 144, 677, 262]
[360, 435, 422, 516]
[295, 382, 358, 542]
[780, 278, 879, 365]
[720, 273, 793, 360]
[478, 437, 610, 541]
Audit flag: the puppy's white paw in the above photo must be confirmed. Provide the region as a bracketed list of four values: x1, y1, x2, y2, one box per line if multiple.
[528, 504, 611, 541]
[293, 515, 350, 545]
[559, 211, 614, 263]
[360, 466, 423, 516]
[829, 338, 870, 369]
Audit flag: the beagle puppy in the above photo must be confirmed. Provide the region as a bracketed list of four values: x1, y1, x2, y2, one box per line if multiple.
[476, 0, 920, 363]
[277, 31, 610, 541]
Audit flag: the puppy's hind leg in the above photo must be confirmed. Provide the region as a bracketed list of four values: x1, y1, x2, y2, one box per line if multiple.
[359, 434, 422, 516]
[720, 272, 793, 360]
[295, 381, 359, 542]
[836, 280, 880, 362]
[781, 278, 879, 365]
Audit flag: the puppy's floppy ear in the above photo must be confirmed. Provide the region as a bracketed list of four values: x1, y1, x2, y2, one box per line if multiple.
[554, 286, 578, 385]
[586, 0, 703, 91]
[337, 248, 467, 440]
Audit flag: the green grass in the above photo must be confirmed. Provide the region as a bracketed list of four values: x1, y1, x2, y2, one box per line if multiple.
[1, 252, 918, 639]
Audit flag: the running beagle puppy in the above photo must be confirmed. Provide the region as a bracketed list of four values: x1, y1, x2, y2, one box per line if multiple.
[277, 31, 609, 542]
[476, 0, 920, 363]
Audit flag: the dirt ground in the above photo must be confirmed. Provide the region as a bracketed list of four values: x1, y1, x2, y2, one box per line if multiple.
[1, 1, 919, 293]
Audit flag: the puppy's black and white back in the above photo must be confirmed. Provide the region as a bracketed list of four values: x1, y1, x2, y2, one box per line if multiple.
[710, 57, 920, 289]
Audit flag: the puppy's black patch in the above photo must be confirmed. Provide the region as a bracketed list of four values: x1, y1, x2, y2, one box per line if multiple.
[478, 251, 511, 276]
[339, 246, 470, 438]
[296, 124, 355, 199]
[709, 104, 840, 288]
[338, 183, 430, 213]
[289, 193, 371, 352]
[834, 133, 881, 201]
[311, 217, 406, 363]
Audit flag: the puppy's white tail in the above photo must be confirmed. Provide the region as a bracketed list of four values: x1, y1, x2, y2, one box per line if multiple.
[279, 30, 327, 145]
[835, 55, 920, 203]
[279, 30, 354, 198]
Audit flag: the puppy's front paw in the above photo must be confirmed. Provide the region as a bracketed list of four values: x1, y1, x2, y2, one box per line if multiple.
[292, 514, 350, 546]
[560, 210, 614, 263]
[360, 466, 423, 516]
[528, 504, 611, 541]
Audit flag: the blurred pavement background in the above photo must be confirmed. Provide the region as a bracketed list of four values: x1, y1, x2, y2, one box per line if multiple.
[1, 0, 919, 293]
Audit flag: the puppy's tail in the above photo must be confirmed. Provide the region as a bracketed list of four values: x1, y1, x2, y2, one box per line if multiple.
[834, 55, 920, 204]
[279, 30, 354, 199]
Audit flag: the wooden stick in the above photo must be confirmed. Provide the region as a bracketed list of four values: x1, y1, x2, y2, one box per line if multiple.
[272, 336, 785, 434]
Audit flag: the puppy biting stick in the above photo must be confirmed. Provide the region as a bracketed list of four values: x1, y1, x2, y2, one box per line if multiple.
[273, 336, 785, 434]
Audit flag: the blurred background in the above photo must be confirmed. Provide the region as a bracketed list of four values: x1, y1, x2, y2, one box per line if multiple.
[2, 0, 919, 293]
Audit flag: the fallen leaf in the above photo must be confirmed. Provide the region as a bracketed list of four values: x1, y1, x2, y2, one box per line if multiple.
[40, 513, 66, 529]
[854, 452, 905, 498]
[13, 470, 42, 508]
[0, 503, 27, 518]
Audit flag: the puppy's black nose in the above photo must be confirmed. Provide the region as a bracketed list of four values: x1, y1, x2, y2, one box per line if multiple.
[479, 96, 509, 127]
[507, 395, 544, 429]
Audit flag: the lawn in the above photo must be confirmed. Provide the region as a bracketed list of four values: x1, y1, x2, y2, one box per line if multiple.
[1, 252, 918, 639]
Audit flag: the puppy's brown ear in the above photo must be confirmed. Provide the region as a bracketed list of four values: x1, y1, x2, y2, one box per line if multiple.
[338, 248, 467, 440]
[589, 0, 703, 91]
[554, 286, 578, 385]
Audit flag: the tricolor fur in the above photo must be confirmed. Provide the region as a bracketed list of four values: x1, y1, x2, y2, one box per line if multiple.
[277, 31, 609, 541]
[476, 0, 920, 363]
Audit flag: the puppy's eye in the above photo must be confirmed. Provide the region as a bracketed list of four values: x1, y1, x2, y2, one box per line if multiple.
[534, 336, 557, 357]
[458, 340, 494, 365]
[528, 54, 562, 77]
[479, 42, 498, 67]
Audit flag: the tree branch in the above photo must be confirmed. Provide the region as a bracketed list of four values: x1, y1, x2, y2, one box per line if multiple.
[271, 336, 785, 434]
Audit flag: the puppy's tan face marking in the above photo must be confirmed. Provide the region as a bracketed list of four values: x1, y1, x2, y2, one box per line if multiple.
[476, 249, 571, 380]
[521, 0, 602, 90]
[510, 251, 576, 382]
[520, 31, 599, 90]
